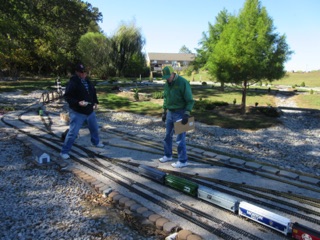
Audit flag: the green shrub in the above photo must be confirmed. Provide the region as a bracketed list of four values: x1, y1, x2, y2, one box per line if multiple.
[194, 99, 229, 111]
[134, 88, 139, 101]
[183, 66, 193, 76]
[152, 91, 164, 99]
[257, 106, 281, 117]
[213, 101, 229, 107]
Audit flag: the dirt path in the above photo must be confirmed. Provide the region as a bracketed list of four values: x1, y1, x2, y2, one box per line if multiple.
[274, 90, 298, 108]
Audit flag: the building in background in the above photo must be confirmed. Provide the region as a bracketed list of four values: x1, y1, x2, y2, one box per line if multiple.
[146, 52, 195, 79]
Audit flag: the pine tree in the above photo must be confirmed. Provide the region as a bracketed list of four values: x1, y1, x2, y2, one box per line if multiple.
[208, 0, 292, 113]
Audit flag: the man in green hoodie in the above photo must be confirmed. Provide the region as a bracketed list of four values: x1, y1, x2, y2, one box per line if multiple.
[159, 66, 194, 168]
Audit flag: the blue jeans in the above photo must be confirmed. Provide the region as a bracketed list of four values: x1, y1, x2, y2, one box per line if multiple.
[163, 110, 187, 163]
[61, 109, 100, 154]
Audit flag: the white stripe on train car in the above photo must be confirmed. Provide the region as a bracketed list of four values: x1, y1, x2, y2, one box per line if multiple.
[238, 201, 291, 235]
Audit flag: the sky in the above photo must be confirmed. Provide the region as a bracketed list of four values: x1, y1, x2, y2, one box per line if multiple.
[87, 0, 320, 72]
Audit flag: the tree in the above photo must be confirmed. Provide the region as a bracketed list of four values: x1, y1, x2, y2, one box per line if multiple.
[77, 32, 111, 77]
[207, 0, 292, 113]
[194, 9, 230, 75]
[0, 0, 102, 77]
[179, 45, 192, 54]
[123, 52, 148, 78]
[109, 22, 145, 77]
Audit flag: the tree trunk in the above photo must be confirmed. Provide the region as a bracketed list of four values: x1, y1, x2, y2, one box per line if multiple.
[220, 81, 225, 91]
[241, 80, 247, 114]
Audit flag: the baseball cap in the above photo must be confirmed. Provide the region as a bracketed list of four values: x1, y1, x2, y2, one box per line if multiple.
[162, 66, 173, 79]
[75, 63, 86, 73]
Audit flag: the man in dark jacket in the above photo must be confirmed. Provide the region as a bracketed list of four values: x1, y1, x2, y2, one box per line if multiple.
[60, 63, 104, 160]
[159, 66, 194, 168]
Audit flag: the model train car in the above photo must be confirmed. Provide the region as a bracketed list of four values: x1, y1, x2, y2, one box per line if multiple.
[138, 164, 166, 184]
[291, 222, 320, 240]
[238, 201, 291, 235]
[136, 164, 320, 238]
[198, 185, 239, 213]
[165, 173, 198, 197]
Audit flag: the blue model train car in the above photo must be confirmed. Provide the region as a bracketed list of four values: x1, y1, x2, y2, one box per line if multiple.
[197, 185, 239, 213]
[238, 201, 291, 235]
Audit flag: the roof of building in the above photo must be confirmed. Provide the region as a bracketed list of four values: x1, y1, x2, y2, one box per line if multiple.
[147, 52, 195, 61]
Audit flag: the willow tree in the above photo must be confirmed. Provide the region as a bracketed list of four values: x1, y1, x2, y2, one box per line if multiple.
[110, 22, 145, 77]
[208, 0, 292, 113]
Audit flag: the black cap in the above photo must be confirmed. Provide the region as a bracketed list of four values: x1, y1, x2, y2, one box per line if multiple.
[75, 63, 85, 73]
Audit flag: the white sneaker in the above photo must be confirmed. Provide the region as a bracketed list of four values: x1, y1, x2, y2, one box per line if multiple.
[60, 153, 70, 160]
[92, 142, 104, 148]
[171, 161, 188, 168]
[159, 156, 173, 163]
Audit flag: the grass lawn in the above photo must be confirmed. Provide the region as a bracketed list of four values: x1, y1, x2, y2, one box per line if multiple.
[96, 85, 282, 130]
[272, 71, 320, 88]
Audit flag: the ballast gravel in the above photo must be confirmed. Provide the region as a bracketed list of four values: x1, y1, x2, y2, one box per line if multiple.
[0, 132, 162, 240]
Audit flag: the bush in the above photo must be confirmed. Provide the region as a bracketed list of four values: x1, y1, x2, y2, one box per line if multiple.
[194, 99, 229, 111]
[133, 88, 139, 101]
[183, 66, 193, 77]
[257, 106, 281, 117]
[152, 91, 163, 99]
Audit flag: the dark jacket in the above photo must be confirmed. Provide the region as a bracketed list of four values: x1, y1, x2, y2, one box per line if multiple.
[64, 74, 99, 115]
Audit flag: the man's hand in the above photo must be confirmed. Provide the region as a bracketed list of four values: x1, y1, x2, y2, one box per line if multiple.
[181, 114, 189, 125]
[79, 100, 88, 107]
[161, 111, 167, 122]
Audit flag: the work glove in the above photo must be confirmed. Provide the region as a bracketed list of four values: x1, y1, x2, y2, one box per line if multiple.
[181, 114, 189, 125]
[161, 111, 167, 122]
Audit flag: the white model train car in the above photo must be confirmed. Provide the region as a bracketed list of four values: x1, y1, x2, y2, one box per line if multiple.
[238, 201, 291, 235]
[197, 186, 239, 213]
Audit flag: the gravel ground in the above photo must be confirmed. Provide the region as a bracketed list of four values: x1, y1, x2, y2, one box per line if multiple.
[0, 89, 319, 240]
[0, 91, 164, 240]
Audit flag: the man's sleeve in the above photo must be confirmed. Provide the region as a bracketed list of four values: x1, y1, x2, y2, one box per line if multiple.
[184, 82, 194, 113]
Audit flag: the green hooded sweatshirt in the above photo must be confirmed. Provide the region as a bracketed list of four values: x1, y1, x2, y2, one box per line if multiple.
[163, 74, 194, 115]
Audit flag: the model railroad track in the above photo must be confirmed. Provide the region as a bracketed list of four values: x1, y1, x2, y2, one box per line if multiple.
[102, 131, 320, 224]
[2, 107, 319, 239]
[102, 128, 320, 190]
[1, 109, 270, 240]
[15, 108, 320, 208]
[116, 160, 320, 225]
[102, 128, 320, 200]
